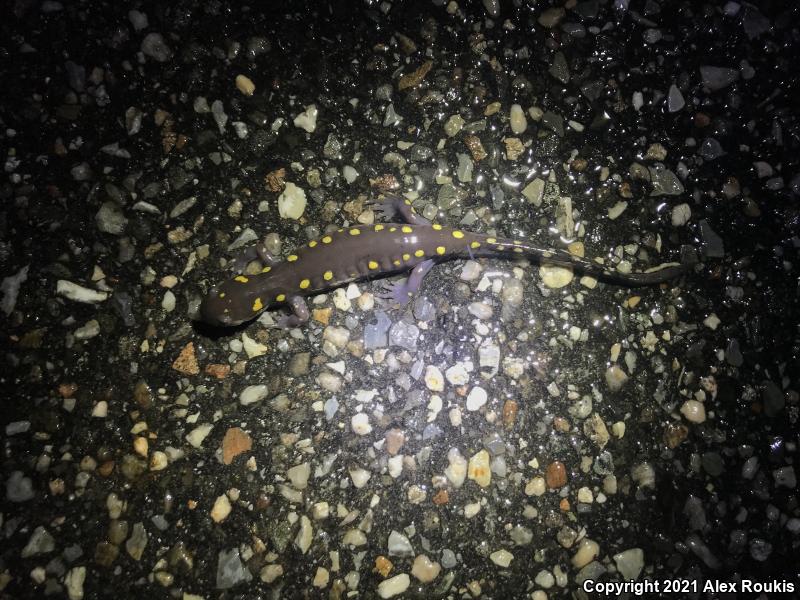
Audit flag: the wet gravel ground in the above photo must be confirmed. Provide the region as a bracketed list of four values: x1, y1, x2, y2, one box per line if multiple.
[2, 1, 799, 598]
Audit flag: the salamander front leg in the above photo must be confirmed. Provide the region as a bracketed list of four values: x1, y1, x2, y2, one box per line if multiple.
[377, 259, 436, 306]
[230, 241, 279, 273]
[369, 194, 431, 226]
[274, 295, 310, 329]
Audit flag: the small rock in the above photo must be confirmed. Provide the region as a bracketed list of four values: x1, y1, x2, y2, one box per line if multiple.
[377, 573, 410, 598]
[216, 548, 253, 589]
[489, 549, 514, 567]
[571, 539, 600, 569]
[613, 548, 644, 580]
[351, 413, 372, 436]
[468, 450, 491, 487]
[424, 365, 445, 392]
[211, 494, 232, 523]
[546, 461, 567, 488]
[411, 554, 441, 583]
[680, 400, 706, 423]
[539, 264, 574, 288]
[605, 365, 629, 392]
[510, 104, 527, 134]
[221, 427, 252, 464]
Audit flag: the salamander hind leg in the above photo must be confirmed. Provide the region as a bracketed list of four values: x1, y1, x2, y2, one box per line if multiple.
[377, 259, 436, 306]
[273, 295, 310, 329]
[230, 241, 279, 273]
[369, 194, 431, 226]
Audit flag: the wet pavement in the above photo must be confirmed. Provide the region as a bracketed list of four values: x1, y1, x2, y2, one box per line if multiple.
[1, 0, 799, 598]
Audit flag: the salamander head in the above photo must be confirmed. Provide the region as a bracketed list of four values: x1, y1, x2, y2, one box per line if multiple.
[198, 277, 269, 327]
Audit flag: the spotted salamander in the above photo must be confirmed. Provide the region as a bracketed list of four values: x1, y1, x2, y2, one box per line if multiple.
[198, 194, 685, 327]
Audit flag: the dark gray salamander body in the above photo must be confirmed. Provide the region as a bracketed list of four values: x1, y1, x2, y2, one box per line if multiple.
[198, 196, 685, 327]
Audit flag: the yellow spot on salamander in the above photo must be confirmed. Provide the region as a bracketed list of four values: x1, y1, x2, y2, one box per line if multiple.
[252, 298, 263, 312]
[349, 228, 361, 235]
[436, 246, 446, 255]
[432, 223, 442, 230]
[322, 236, 332, 244]
[389, 226, 397, 232]
[309, 240, 318, 248]
[401, 226, 413, 233]
[414, 249, 425, 258]
[261, 266, 272, 273]
[487, 237, 497, 244]
[470, 241, 481, 249]
[287, 254, 298, 262]
[393, 259, 401, 266]
[452, 230, 464, 239]
[323, 270, 333, 281]
[402, 253, 411, 261]
[218, 292, 226, 298]
[299, 279, 310, 289]
[276, 293, 286, 302]
[234, 275, 249, 283]
[374, 224, 385, 231]
[368, 260, 379, 270]
[513, 247, 524, 253]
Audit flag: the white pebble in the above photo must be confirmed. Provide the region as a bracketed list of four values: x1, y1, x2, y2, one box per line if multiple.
[571, 539, 599, 568]
[466, 386, 488, 411]
[510, 104, 527, 134]
[294, 515, 313, 554]
[424, 365, 444, 392]
[185, 423, 213, 448]
[468, 301, 493, 320]
[351, 413, 372, 436]
[680, 399, 706, 423]
[210, 494, 232, 522]
[378, 574, 410, 598]
[671, 203, 692, 226]
[56, 280, 108, 304]
[489, 549, 514, 567]
[468, 449, 491, 487]
[605, 365, 629, 392]
[349, 467, 371, 488]
[445, 448, 467, 487]
[608, 201, 629, 220]
[539, 265, 574, 288]
[240, 384, 269, 406]
[293, 104, 318, 133]
[445, 362, 470, 385]
[703, 313, 721, 330]
[278, 182, 307, 220]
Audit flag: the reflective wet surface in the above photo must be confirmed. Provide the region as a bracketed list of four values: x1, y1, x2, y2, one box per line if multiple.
[1, 1, 798, 598]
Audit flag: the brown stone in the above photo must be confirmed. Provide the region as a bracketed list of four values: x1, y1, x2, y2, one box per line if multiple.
[432, 489, 449, 505]
[398, 60, 432, 90]
[98, 460, 115, 478]
[464, 135, 487, 161]
[204, 363, 231, 379]
[384, 429, 405, 455]
[553, 416, 570, 433]
[58, 382, 78, 398]
[663, 422, 689, 448]
[133, 379, 153, 410]
[502, 400, 518, 429]
[546, 461, 568, 489]
[172, 342, 200, 375]
[221, 427, 253, 465]
[264, 167, 286, 192]
[374, 556, 393, 577]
